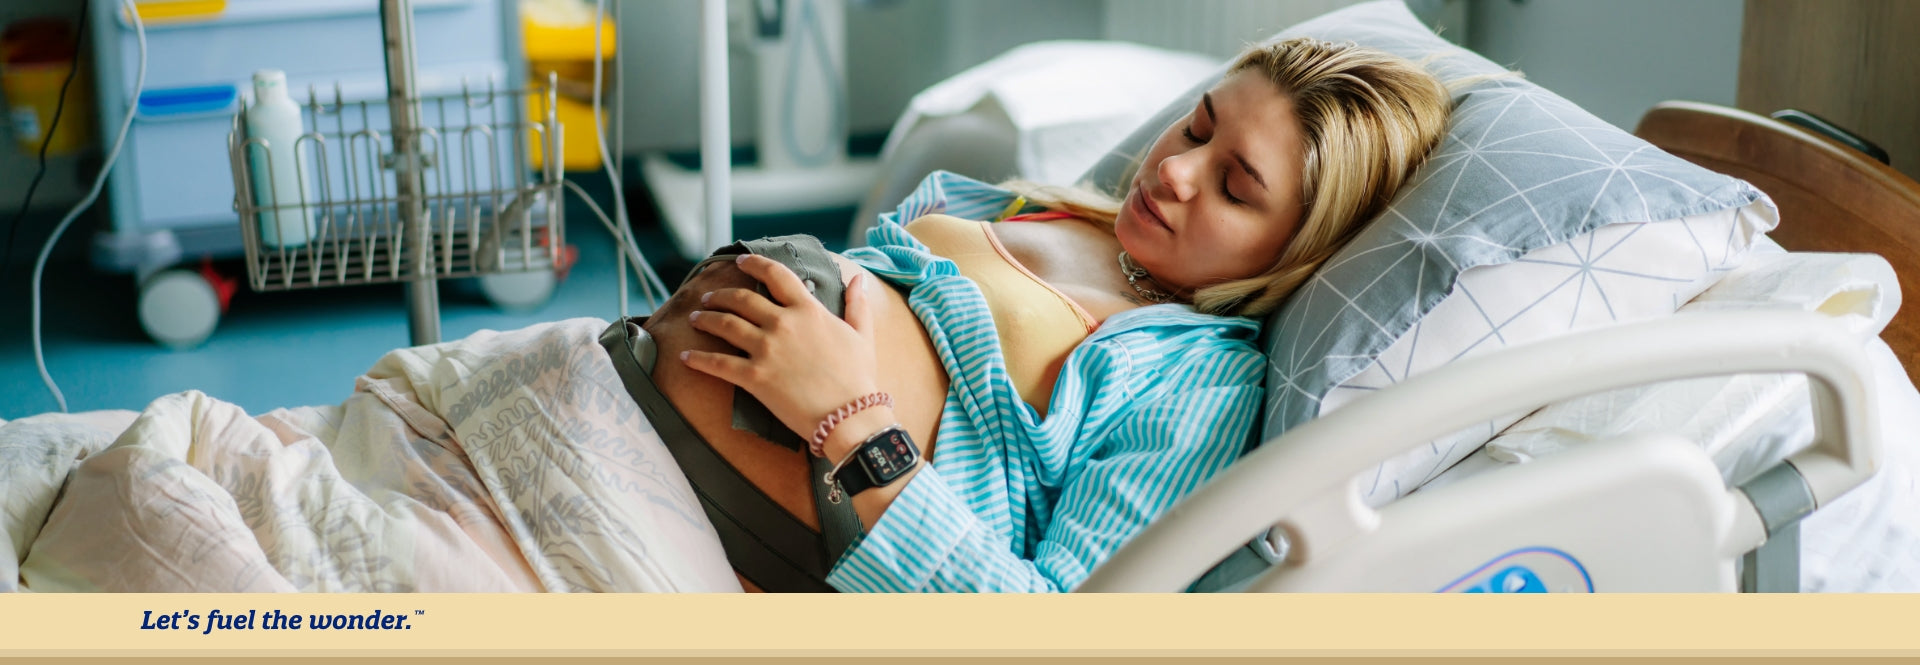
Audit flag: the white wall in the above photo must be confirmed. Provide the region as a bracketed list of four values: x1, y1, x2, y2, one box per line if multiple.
[615, 0, 1486, 154]
[615, 0, 1102, 154]
[1105, 0, 1360, 58]
[1466, 0, 1744, 131]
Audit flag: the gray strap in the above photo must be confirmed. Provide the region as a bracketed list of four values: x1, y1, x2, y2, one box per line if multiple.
[808, 445, 864, 564]
[598, 318, 835, 592]
[681, 235, 864, 573]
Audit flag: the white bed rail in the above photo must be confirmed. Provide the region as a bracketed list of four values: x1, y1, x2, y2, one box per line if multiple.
[1078, 310, 1881, 592]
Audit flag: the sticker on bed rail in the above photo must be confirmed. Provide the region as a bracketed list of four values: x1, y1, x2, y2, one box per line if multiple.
[1437, 547, 1594, 593]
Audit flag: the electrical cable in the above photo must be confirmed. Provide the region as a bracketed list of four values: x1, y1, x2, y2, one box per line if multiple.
[2, 0, 91, 282]
[590, 0, 671, 313]
[611, 0, 627, 318]
[31, 0, 146, 413]
[562, 178, 661, 280]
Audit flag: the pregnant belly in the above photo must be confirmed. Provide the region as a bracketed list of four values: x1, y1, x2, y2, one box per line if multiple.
[642, 256, 948, 536]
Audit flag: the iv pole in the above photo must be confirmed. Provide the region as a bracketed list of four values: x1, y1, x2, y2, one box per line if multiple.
[379, 0, 440, 346]
[700, 0, 732, 252]
[378, 0, 700, 344]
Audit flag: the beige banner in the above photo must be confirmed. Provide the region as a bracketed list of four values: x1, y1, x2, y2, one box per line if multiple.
[2, 594, 1918, 657]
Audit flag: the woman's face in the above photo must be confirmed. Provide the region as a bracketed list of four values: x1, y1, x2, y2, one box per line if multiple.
[1115, 70, 1306, 296]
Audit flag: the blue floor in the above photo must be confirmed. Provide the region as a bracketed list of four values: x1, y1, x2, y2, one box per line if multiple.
[0, 167, 855, 419]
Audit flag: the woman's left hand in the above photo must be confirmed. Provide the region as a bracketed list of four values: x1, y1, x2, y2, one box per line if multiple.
[680, 254, 882, 441]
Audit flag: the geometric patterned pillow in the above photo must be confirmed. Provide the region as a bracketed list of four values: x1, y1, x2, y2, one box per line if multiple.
[1334, 202, 1775, 506]
[1076, 0, 1774, 504]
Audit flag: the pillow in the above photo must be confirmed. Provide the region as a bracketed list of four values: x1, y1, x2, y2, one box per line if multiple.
[1480, 245, 1900, 487]
[1077, 0, 1776, 507]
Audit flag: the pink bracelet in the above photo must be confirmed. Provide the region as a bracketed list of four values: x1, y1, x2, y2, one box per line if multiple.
[810, 392, 893, 457]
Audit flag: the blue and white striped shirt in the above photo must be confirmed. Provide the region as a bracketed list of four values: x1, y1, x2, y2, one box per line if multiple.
[832, 172, 1266, 592]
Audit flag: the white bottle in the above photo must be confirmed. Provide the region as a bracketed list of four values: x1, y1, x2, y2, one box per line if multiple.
[246, 69, 314, 248]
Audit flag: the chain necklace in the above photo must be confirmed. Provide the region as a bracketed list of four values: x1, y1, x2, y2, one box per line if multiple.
[1117, 251, 1177, 304]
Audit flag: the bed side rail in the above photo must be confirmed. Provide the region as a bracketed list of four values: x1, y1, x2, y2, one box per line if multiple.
[1078, 310, 1881, 592]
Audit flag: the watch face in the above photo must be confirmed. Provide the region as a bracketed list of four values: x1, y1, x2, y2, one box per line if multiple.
[859, 428, 919, 485]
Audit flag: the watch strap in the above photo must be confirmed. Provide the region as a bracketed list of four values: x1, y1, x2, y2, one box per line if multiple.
[827, 426, 918, 501]
[834, 459, 880, 497]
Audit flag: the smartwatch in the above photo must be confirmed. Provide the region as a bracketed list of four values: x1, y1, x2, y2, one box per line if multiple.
[825, 425, 920, 503]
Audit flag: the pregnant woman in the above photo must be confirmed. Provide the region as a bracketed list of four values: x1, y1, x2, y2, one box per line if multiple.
[628, 37, 1453, 592]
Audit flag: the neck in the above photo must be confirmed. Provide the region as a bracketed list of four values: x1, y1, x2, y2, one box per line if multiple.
[1118, 251, 1180, 305]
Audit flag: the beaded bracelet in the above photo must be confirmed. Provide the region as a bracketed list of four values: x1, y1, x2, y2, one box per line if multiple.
[810, 392, 894, 457]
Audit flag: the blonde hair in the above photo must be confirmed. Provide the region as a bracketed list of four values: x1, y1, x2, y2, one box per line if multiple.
[1008, 38, 1453, 317]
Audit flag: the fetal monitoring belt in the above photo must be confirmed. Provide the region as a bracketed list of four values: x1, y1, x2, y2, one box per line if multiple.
[597, 235, 860, 593]
[687, 235, 849, 453]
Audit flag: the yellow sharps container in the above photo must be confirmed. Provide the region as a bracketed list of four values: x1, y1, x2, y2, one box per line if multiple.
[2, 17, 94, 156]
[522, 0, 616, 171]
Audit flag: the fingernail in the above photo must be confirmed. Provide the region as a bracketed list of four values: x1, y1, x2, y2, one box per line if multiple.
[688, 310, 701, 322]
[734, 254, 750, 265]
[679, 350, 690, 362]
[701, 291, 712, 305]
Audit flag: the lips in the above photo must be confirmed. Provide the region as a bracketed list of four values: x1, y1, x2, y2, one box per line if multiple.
[1131, 185, 1172, 234]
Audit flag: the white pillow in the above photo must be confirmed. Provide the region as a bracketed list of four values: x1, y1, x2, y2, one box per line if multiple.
[1476, 247, 1900, 487]
[1342, 201, 1777, 507]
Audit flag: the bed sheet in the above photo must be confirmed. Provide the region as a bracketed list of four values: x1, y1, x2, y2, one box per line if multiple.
[1, 319, 740, 593]
[1798, 338, 1920, 592]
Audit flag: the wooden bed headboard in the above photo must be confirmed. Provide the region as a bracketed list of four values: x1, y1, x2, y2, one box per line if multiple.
[1635, 101, 1920, 387]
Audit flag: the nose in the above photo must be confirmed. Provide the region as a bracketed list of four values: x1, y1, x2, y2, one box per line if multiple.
[1156, 149, 1200, 202]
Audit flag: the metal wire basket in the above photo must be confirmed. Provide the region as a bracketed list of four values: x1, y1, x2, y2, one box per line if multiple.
[226, 76, 565, 293]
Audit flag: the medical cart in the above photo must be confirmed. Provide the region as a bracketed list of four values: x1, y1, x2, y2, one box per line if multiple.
[90, 0, 562, 346]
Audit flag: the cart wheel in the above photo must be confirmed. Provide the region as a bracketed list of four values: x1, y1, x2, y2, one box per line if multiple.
[479, 269, 557, 313]
[138, 269, 221, 349]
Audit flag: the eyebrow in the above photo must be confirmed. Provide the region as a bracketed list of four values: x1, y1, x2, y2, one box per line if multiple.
[1202, 93, 1270, 193]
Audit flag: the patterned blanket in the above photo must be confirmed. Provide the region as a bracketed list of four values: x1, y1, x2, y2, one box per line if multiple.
[1, 319, 740, 592]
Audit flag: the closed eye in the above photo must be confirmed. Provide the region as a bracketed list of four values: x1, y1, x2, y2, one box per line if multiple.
[1219, 170, 1245, 206]
[1186, 127, 1247, 206]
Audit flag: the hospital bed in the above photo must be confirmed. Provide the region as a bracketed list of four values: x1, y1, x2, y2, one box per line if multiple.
[6, 1, 1919, 594]
[1077, 101, 1920, 593]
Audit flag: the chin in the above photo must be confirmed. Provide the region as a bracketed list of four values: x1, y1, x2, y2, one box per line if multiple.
[1113, 222, 1178, 282]
[1114, 210, 1143, 253]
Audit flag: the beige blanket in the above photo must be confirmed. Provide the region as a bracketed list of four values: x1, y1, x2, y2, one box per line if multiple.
[2, 318, 740, 592]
